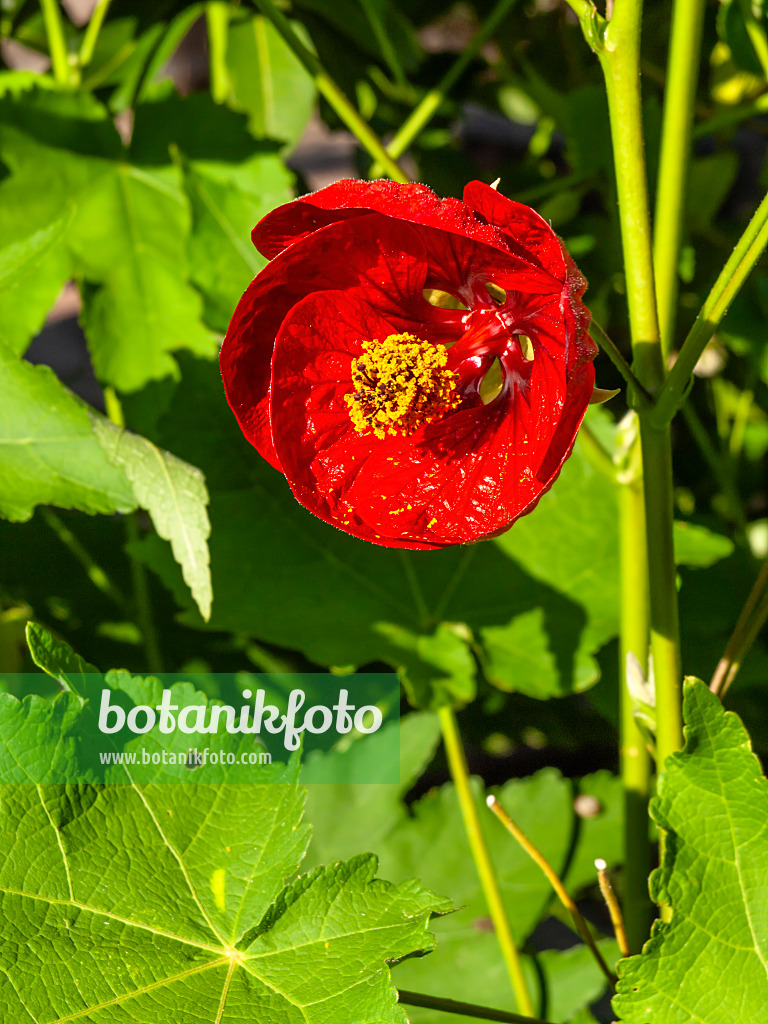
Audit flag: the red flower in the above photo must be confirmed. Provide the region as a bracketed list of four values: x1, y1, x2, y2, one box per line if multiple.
[220, 179, 596, 550]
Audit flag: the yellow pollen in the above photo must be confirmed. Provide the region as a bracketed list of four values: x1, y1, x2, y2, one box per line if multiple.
[345, 333, 460, 440]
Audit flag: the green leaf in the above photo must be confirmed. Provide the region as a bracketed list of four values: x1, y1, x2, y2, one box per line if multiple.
[0, 343, 136, 522]
[183, 150, 292, 332]
[225, 12, 317, 147]
[614, 679, 768, 1023]
[303, 763, 621, 1021]
[718, 0, 768, 77]
[301, 711, 441, 866]
[0, 782, 448, 1020]
[687, 153, 739, 236]
[26, 619, 100, 692]
[0, 89, 254, 390]
[92, 416, 212, 621]
[672, 520, 734, 568]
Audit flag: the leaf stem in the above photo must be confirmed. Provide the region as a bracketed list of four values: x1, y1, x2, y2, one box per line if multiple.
[710, 557, 768, 697]
[486, 796, 617, 987]
[39, 0, 71, 85]
[41, 509, 127, 612]
[618, 447, 653, 953]
[206, 2, 231, 103]
[652, 0, 706, 356]
[652, 188, 768, 427]
[104, 388, 164, 673]
[595, 0, 684, 768]
[78, 0, 112, 70]
[252, 0, 409, 183]
[588, 320, 652, 405]
[369, 0, 520, 176]
[397, 990, 553, 1024]
[595, 859, 630, 957]
[437, 706, 536, 1018]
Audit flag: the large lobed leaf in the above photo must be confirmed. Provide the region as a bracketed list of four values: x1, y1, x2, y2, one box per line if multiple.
[614, 679, 768, 1023]
[0, 87, 292, 391]
[0, 629, 450, 1022]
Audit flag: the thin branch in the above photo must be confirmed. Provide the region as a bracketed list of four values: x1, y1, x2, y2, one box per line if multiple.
[595, 859, 630, 957]
[588, 320, 652, 406]
[710, 558, 768, 697]
[78, 0, 112, 69]
[398, 990, 553, 1024]
[486, 796, 617, 987]
[439, 708, 536, 1017]
[652, 188, 768, 426]
[370, 0, 520, 175]
[252, 0, 409, 183]
[41, 510, 128, 612]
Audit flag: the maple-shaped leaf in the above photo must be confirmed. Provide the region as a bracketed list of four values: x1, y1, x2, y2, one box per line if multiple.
[0, 783, 450, 1022]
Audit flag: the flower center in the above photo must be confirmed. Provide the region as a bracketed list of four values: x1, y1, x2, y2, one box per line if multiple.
[345, 333, 460, 440]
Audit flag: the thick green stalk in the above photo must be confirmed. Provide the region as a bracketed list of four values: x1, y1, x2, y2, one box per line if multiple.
[437, 706, 535, 1018]
[653, 0, 706, 356]
[39, 0, 71, 85]
[652, 188, 768, 427]
[618, 467, 652, 953]
[78, 0, 112, 69]
[252, 0, 409, 183]
[398, 990, 552, 1024]
[596, 0, 683, 769]
[369, 0, 519, 176]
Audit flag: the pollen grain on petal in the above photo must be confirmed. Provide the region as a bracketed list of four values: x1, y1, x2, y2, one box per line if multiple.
[345, 333, 460, 440]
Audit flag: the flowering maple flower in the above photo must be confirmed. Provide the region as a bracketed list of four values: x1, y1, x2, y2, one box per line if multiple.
[220, 179, 597, 550]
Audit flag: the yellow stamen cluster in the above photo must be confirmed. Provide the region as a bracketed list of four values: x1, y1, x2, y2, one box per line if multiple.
[345, 333, 460, 440]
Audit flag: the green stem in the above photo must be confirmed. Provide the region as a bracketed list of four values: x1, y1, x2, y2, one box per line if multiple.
[39, 0, 71, 85]
[588, 320, 652, 405]
[437, 706, 535, 1018]
[638, 420, 682, 768]
[78, 0, 112, 69]
[41, 510, 127, 612]
[618, 466, 653, 953]
[596, 0, 683, 768]
[206, 2, 231, 103]
[398, 990, 552, 1024]
[252, 0, 409, 183]
[369, 0, 519, 176]
[652, 0, 706, 356]
[652, 188, 768, 427]
[104, 388, 164, 673]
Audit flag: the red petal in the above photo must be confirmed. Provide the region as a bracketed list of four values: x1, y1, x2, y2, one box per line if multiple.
[253, 179, 569, 284]
[270, 283, 594, 548]
[270, 289, 450, 550]
[221, 211, 449, 470]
